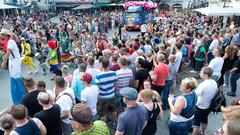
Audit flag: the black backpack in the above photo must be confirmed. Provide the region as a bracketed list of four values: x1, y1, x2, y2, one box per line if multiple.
[209, 90, 226, 112]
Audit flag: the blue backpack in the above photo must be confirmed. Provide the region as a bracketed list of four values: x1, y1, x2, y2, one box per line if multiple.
[181, 45, 188, 57]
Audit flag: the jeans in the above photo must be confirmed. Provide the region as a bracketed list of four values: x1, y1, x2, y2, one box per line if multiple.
[230, 73, 240, 93]
[152, 85, 165, 96]
[60, 122, 72, 135]
[168, 119, 193, 135]
[162, 80, 173, 110]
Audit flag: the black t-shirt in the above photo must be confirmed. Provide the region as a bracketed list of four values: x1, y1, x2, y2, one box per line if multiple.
[21, 90, 43, 118]
[233, 59, 240, 73]
[135, 68, 150, 91]
[34, 104, 62, 135]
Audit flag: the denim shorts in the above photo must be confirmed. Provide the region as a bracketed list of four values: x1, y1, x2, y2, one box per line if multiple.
[193, 107, 210, 127]
[168, 119, 193, 135]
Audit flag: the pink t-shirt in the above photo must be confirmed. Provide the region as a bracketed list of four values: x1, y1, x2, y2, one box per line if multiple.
[64, 75, 73, 87]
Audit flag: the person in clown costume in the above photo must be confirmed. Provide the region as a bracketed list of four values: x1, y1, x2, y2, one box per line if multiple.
[20, 37, 38, 74]
[47, 40, 59, 72]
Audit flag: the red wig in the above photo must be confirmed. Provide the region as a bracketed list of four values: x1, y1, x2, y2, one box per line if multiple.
[48, 40, 57, 49]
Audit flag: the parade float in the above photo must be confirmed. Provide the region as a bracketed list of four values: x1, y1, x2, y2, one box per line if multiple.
[123, 1, 157, 30]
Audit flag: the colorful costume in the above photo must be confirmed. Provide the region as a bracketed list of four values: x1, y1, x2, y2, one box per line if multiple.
[21, 42, 36, 72]
[48, 40, 59, 72]
[60, 39, 71, 62]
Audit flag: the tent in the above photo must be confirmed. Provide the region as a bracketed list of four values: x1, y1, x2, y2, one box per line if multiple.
[72, 4, 93, 10]
[193, 7, 240, 16]
[0, 3, 20, 9]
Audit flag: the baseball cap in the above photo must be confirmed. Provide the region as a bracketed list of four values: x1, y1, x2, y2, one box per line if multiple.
[70, 103, 92, 124]
[120, 87, 138, 100]
[82, 73, 92, 84]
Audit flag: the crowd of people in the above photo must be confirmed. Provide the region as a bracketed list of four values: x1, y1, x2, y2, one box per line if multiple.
[0, 8, 240, 135]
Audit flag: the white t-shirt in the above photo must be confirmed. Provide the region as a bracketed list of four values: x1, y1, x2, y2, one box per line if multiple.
[193, 38, 201, 52]
[81, 85, 99, 115]
[55, 88, 75, 124]
[209, 39, 219, 53]
[195, 79, 218, 109]
[208, 57, 224, 77]
[175, 51, 183, 72]
[86, 68, 101, 81]
[144, 45, 152, 56]
[140, 24, 148, 33]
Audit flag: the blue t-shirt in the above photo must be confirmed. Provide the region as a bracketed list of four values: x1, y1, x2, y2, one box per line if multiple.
[117, 104, 148, 135]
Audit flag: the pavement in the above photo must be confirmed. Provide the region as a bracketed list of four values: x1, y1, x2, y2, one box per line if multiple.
[0, 16, 239, 135]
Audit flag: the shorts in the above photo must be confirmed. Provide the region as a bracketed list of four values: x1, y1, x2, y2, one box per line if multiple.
[193, 107, 210, 127]
[97, 98, 116, 117]
[115, 93, 125, 110]
[194, 61, 204, 71]
[182, 57, 189, 64]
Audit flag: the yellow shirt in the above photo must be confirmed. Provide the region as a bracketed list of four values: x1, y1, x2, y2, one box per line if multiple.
[21, 43, 31, 55]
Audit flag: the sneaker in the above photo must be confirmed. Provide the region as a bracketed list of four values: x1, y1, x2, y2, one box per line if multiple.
[223, 84, 228, 87]
[190, 70, 196, 73]
[27, 71, 32, 75]
[34, 70, 38, 74]
[227, 92, 236, 97]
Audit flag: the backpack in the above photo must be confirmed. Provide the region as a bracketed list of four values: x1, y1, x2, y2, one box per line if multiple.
[181, 45, 188, 57]
[209, 90, 226, 112]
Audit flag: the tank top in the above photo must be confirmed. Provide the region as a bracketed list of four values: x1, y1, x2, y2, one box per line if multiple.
[142, 102, 160, 135]
[170, 92, 196, 122]
[14, 119, 40, 135]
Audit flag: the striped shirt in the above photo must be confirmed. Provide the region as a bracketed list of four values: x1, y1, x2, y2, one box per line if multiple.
[95, 71, 117, 100]
[116, 68, 133, 93]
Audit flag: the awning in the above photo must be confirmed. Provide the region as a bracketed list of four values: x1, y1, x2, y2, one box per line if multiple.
[0, 3, 20, 9]
[193, 7, 240, 16]
[4, 2, 26, 9]
[93, 3, 111, 7]
[72, 4, 93, 10]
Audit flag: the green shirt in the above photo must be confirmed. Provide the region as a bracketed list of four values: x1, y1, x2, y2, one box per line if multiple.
[72, 121, 110, 135]
[195, 45, 206, 61]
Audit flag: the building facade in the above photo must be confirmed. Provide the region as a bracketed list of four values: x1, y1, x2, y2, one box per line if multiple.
[159, 0, 209, 9]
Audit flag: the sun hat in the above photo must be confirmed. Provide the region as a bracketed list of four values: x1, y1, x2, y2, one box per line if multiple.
[0, 29, 12, 36]
[120, 87, 138, 100]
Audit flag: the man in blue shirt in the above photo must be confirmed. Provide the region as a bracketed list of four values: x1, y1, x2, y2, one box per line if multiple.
[115, 87, 148, 135]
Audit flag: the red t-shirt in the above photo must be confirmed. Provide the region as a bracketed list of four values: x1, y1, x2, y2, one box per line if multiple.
[152, 63, 169, 86]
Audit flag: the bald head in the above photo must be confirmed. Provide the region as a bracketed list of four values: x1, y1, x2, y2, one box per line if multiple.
[37, 92, 51, 105]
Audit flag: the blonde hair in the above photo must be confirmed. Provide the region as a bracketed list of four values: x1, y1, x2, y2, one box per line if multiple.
[140, 89, 154, 99]
[181, 78, 198, 91]
[226, 119, 240, 135]
[221, 106, 240, 120]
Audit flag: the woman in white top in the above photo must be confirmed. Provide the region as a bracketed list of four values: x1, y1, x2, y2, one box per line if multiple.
[168, 78, 198, 135]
